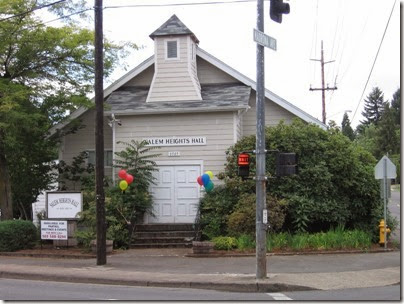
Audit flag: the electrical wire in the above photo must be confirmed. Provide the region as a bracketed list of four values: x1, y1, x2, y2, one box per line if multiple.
[104, 0, 263, 9]
[0, 0, 66, 22]
[352, 0, 397, 121]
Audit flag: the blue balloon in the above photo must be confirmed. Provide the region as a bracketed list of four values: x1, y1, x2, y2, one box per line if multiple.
[201, 174, 210, 186]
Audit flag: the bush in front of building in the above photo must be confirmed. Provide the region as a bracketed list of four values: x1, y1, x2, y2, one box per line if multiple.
[0, 220, 37, 252]
[227, 192, 287, 237]
[203, 119, 385, 242]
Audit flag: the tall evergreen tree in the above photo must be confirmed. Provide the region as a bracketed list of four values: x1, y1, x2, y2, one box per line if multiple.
[361, 87, 386, 126]
[391, 88, 401, 126]
[375, 103, 400, 158]
[341, 113, 355, 140]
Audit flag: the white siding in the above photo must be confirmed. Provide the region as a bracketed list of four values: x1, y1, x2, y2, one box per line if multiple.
[243, 93, 295, 136]
[147, 36, 202, 102]
[60, 109, 113, 187]
[114, 112, 234, 181]
[197, 57, 239, 85]
[124, 65, 154, 87]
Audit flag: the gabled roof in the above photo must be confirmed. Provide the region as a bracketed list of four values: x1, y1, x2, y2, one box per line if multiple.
[196, 48, 326, 129]
[49, 46, 326, 135]
[149, 14, 199, 43]
[105, 84, 251, 115]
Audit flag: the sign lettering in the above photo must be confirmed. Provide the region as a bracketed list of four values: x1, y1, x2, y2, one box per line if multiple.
[144, 136, 206, 147]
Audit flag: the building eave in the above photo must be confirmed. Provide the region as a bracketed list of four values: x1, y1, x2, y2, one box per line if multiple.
[196, 48, 327, 129]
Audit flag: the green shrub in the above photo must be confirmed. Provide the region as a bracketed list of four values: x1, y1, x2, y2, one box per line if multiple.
[212, 236, 237, 250]
[197, 185, 239, 240]
[227, 193, 287, 237]
[223, 119, 382, 238]
[236, 234, 255, 251]
[0, 220, 37, 252]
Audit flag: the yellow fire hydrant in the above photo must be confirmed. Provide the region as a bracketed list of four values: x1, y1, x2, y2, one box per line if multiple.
[379, 219, 391, 246]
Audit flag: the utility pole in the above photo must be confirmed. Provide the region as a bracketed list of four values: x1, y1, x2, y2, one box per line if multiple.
[309, 40, 337, 124]
[94, 0, 106, 265]
[254, 0, 289, 280]
[255, 0, 267, 280]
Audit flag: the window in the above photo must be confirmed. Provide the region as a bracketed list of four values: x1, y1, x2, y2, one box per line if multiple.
[87, 150, 113, 167]
[166, 40, 178, 59]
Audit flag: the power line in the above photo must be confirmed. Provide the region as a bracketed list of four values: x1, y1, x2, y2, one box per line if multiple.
[352, 0, 396, 122]
[0, 0, 66, 22]
[104, 0, 264, 9]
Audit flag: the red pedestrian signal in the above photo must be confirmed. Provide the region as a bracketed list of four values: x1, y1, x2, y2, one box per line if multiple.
[238, 153, 250, 179]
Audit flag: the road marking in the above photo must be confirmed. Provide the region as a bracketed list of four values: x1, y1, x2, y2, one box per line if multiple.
[267, 292, 292, 300]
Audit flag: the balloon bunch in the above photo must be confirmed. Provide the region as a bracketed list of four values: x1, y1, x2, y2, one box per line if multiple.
[197, 171, 215, 193]
[118, 169, 134, 192]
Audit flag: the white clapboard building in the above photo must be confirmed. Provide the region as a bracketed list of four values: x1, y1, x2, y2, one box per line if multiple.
[51, 15, 324, 226]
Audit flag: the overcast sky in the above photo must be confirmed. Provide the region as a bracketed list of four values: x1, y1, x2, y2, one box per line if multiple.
[48, 0, 401, 128]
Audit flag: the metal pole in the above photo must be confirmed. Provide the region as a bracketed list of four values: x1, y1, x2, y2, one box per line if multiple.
[320, 41, 326, 124]
[256, 0, 267, 279]
[383, 158, 387, 250]
[94, 0, 106, 265]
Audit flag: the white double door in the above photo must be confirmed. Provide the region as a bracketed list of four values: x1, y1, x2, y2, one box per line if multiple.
[148, 165, 200, 223]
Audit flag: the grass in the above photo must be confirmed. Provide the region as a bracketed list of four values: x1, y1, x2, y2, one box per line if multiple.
[212, 228, 373, 252]
[266, 227, 372, 252]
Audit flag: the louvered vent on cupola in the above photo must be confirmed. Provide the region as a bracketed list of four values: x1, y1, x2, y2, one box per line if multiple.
[146, 15, 202, 102]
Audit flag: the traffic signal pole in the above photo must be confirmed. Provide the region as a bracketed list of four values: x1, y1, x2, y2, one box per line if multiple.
[255, 0, 267, 279]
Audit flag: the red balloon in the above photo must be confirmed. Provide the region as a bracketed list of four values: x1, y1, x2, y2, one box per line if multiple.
[197, 176, 203, 186]
[125, 174, 134, 184]
[118, 169, 127, 179]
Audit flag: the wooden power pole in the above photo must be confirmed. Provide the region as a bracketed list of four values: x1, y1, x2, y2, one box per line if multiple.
[94, 0, 106, 265]
[309, 40, 337, 124]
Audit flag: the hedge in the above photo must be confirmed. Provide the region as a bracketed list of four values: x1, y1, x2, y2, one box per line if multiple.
[0, 220, 37, 252]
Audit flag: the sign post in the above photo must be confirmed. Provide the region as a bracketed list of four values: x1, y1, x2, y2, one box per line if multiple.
[374, 155, 396, 249]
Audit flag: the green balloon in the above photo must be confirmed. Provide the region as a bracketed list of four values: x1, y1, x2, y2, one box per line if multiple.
[205, 181, 214, 192]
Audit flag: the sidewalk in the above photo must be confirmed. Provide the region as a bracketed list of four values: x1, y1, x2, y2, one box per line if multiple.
[0, 248, 400, 292]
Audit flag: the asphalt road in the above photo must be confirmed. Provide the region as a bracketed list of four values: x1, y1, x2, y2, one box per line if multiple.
[0, 278, 271, 301]
[0, 278, 400, 301]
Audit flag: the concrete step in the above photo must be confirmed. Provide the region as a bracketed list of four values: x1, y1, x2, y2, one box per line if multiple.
[134, 237, 194, 244]
[130, 242, 193, 249]
[135, 224, 194, 232]
[134, 231, 195, 238]
[132, 224, 195, 248]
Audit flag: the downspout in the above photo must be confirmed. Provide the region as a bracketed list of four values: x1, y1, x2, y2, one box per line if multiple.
[110, 113, 116, 186]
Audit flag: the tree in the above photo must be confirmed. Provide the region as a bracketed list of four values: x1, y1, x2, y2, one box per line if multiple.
[391, 88, 401, 126]
[341, 112, 355, 140]
[220, 120, 382, 239]
[0, 0, 136, 219]
[361, 87, 386, 126]
[374, 104, 400, 158]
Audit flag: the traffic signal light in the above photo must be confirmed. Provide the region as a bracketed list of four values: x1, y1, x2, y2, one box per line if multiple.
[270, 0, 290, 23]
[276, 153, 298, 177]
[238, 153, 250, 179]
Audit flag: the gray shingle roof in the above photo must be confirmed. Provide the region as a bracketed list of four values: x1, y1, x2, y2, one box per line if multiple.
[149, 14, 199, 43]
[105, 84, 251, 115]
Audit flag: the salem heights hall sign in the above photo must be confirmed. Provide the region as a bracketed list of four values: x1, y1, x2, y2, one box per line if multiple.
[46, 192, 82, 219]
[144, 136, 206, 147]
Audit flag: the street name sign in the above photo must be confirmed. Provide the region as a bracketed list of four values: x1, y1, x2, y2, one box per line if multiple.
[375, 156, 396, 180]
[253, 29, 277, 51]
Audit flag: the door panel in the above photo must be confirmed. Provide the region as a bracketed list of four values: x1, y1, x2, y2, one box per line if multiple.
[147, 165, 201, 223]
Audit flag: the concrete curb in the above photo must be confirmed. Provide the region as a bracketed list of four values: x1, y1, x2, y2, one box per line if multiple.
[0, 248, 397, 259]
[186, 248, 397, 258]
[0, 269, 317, 293]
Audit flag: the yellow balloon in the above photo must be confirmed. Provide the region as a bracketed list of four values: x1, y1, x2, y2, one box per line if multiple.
[119, 180, 128, 191]
[205, 171, 214, 179]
